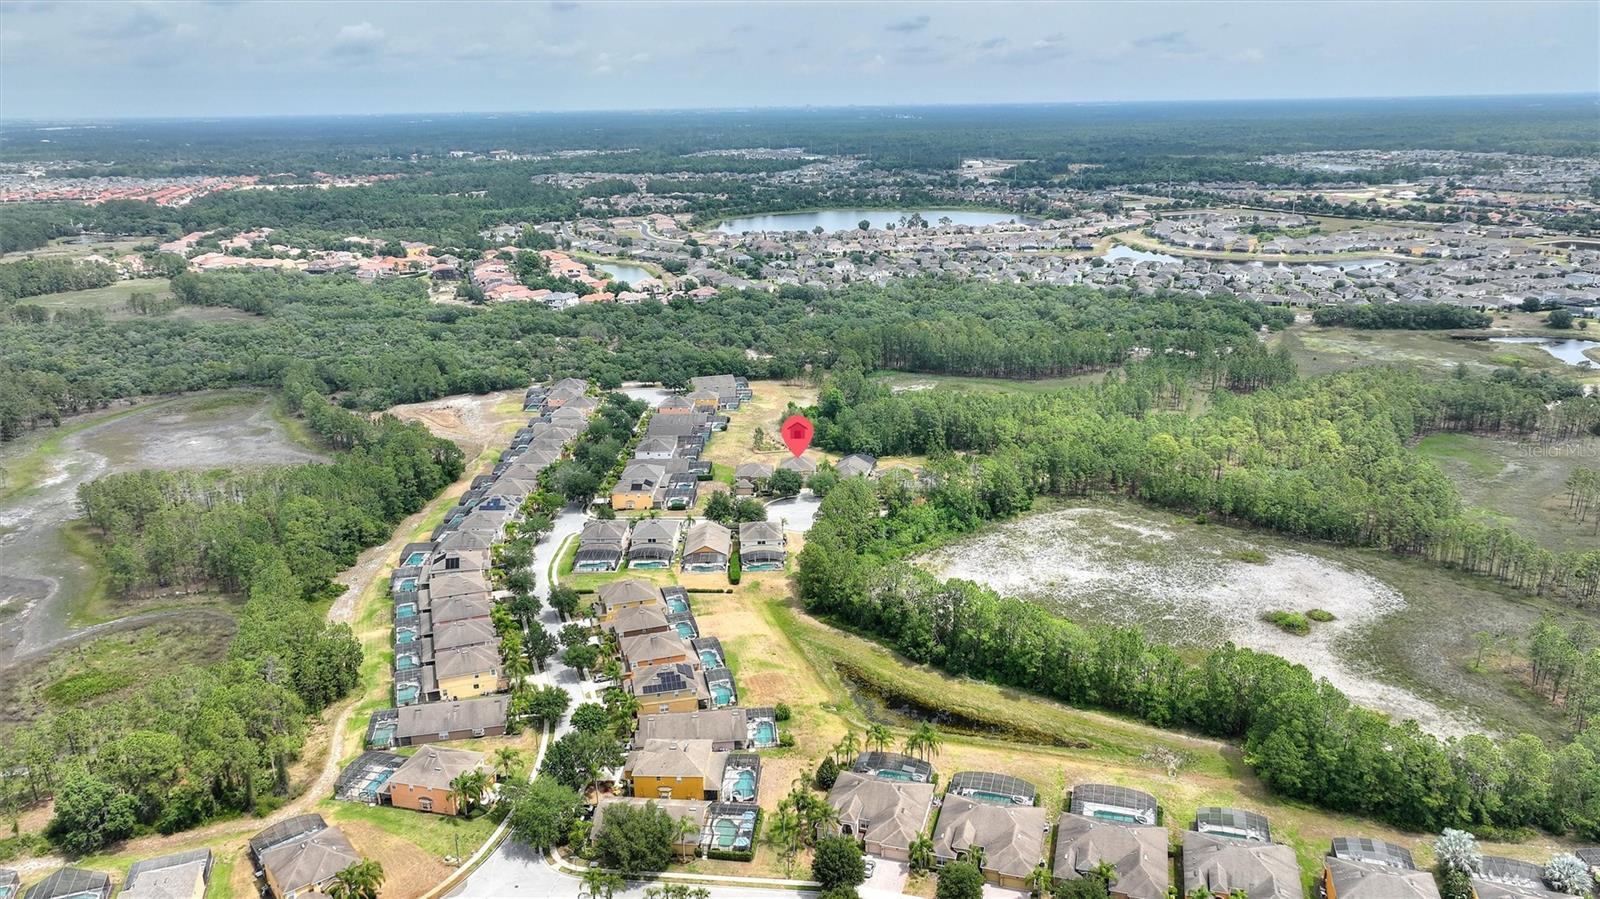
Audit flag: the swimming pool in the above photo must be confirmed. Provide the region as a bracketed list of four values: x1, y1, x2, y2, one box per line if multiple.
[752, 720, 777, 745]
[666, 595, 689, 613]
[396, 577, 417, 591]
[675, 621, 697, 639]
[728, 769, 757, 801]
[395, 602, 418, 619]
[396, 683, 420, 704]
[1092, 810, 1140, 823]
[699, 650, 723, 668]
[965, 789, 1019, 804]
[396, 627, 418, 644]
[396, 655, 418, 670]
[712, 819, 738, 848]
[874, 769, 915, 782]
[403, 551, 426, 567]
[710, 682, 734, 706]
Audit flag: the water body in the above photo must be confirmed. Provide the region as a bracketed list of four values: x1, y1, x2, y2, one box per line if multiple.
[0, 392, 326, 665]
[1102, 245, 1180, 265]
[595, 262, 654, 285]
[717, 208, 1029, 235]
[1489, 337, 1600, 366]
[617, 383, 673, 408]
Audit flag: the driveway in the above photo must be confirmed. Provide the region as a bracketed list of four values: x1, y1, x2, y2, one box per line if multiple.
[859, 856, 910, 898]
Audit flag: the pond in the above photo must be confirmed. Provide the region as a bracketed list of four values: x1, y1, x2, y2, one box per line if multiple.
[1102, 245, 1179, 265]
[1489, 337, 1599, 366]
[716, 209, 1030, 234]
[595, 262, 654, 285]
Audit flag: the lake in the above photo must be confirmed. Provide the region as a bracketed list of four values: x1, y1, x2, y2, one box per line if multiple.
[1489, 337, 1600, 366]
[716, 208, 1029, 234]
[1103, 245, 1179, 265]
[595, 262, 654, 285]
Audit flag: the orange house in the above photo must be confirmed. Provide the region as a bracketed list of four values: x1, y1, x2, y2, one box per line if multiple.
[384, 746, 487, 816]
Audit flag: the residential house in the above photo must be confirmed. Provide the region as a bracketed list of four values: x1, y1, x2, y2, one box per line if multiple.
[385, 746, 487, 816]
[932, 794, 1049, 889]
[1054, 813, 1169, 899]
[634, 708, 757, 752]
[427, 593, 492, 627]
[634, 436, 679, 460]
[23, 869, 112, 899]
[1324, 855, 1440, 899]
[738, 520, 786, 571]
[613, 461, 666, 510]
[624, 739, 729, 801]
[835, 453, 878, 479]
[1471, 857, 1574, 899]
[826, 771, 937, 861]
[593, 798, 709, 856]
[249, 815, 361, 899]
[620, 631, 696, 672]
[120, 850, 212, 899]
[596, 579, 663, 621]
[778, 454, 817, 475]
[682, 521, 731, 572]
[733, 462, 773, 496]
[432, 643, 503, 700]
[576, 519, 630, 572]
[394, 695, 510, 746]
[629, 662, 710, 714]
[431, 618, 498, 652]
[424, 570, 490, 601]
[686, 389, 721, 414]
[1181, 830, 1302, 899]
[628, 519, 681, 569]
[604, 603, 672, 640]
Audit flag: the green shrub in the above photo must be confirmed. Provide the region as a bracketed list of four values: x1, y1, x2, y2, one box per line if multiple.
[1229, 549, 1269, 564]
[43, 671, 134, 705]
[1307, 609, 1336, 622]
[1262, 610, 1310, 635]
[774, 701, 792, 721]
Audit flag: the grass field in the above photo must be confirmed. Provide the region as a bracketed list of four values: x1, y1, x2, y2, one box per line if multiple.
[1417, 433, 1600, 554]
[21, 278, 264, 325]
[1270, 321, 1600, 390]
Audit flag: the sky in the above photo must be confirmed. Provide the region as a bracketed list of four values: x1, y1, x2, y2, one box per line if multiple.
[1, 0, 1597, 120]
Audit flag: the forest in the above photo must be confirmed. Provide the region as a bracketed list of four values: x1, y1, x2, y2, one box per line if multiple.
[0, 386, 463, 853]
[796, 476, 1600, 838]
[1310, 303, 1493, 330]
[0, 273, 1290, 440]
[809, 363, 1600, 604]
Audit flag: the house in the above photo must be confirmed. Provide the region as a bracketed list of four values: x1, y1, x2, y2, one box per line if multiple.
[1472, 856, 1574, 899]
[634, 436, 679, 460]
[1324, 848, 1440, 899]
[682, 521, 731, 572]
[835, 453, 878, 479]
[932, 794, 1049, 889]
[23, 868, 112, 899]
[604, 603, 672, 639]
[120, 850, 212, 899]
[394, 695, 510, 745]
[576, 519, 630, 572]
[1069, 783, 1158, 825]
[621, 630, 697, 672]
[431, 618, 498, 652]
[733, 462, 773, 496]
[656, 396, 695, 415]
[634, 707, 759, 751]
[628, 519, 681, 569]
[686, 389, 721, 414]
[778, 454, 817, 475]
[826, 771, 937, 861]
[432, 643, 503, 699]
[624, 739, 729, 800]
[738, 520, 786, 571]
[250, 815, 361, 899]
[629, 662, 710, 714]
[385, 746, 487, 816]
[596, 579, 663, 620]
[424, 570, 490, 601]
[1054, 813, 1169, 899]
[1182, 830, 1302, 899]
[593, 797, 709, 856]
[613, 461, 666, 510]
[428, 593, 492, 627]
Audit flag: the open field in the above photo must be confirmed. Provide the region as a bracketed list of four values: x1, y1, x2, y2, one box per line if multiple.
[922, 498, 1594, 741]
[19, 279, 267, 325]
[1271, 321, 1600, 389]
[1417, 433, 1600, 554]
[0, 235, 148, 264]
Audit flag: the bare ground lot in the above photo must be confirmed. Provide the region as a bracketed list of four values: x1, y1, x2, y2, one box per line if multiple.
[1416, 432, 1600, 554]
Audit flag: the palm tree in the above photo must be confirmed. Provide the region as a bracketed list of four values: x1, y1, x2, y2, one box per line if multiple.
[1027, 866, 1052, 898]
[672, 812, 701, 860]
[503, 652, 532, 692]
[326, 860, 384, 899]
[902, 730, 924, 760]
[866, 723, 891, 754]
[966, 843, 987, 872]
[582, 868, 622, 899]
[909, 834, 935, 874]
[915, 723, 943, 762]
[1091, 860, 1120, 886]
[450, 769, 489, 816]
[834, 731, 860, 766]
[764, 805, 801, 876]
[493, 747, 522, 781]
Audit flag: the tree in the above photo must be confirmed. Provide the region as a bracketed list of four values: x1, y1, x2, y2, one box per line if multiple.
[1545, 853, 1592, 895]
[813, 835, 867, 890]
[765, 804, 802, 876]
[866, 723, 891, 754]
[769, 467, 804, 497]
[46, 770, 139, 854]
[570, 702, 611, 734]
[326, 860, 385, 899]
[565, 643, 600, 676]
[493, 747, 523, 781]
[449, 769, 490, 816]
[1550, 309, 1576, 330]
[594, 801, 675, 875]
[582, 868, 625, 899]
[816, 756, 840, 790]
[506, 776, 583, 850]
[909, 834, 935, 874]
[705, 490, 736, 523]
[835, 731, 860, 766]
[550, 585, 582, 620]
[521, 684, 573, 730]
[858, 220, 871, 231]
[936, 861, 985, 899]
[541, 731, 624, 794]
[525, 626, 559, 671]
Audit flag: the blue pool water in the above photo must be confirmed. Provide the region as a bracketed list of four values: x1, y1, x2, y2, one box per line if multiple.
[710, 682, 733, 706]
[395, 602, 417, 618]
[713, 819, 738, 848]
[754, 721, 777, 745]
[1092, 810, 1140, 823]
[396, 683, 420, 704]
[666, 596, 689, 613]
[404, 552, 426, 566]
[675, 622, 696, 638]
[874, 769, 914, 782]
[397, 577, 417, 591]
[396, 656, 418, 670]
[730, 769, 756, 800]
[396, 628, 418, 645]
[699, 650, 722, 668]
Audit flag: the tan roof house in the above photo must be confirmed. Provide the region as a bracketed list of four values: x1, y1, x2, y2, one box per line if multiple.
[827, 771, 936, 861]
[931, 795, 1049, 889]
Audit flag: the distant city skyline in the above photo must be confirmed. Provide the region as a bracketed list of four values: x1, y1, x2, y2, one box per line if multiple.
[1, 0, 1596, 120]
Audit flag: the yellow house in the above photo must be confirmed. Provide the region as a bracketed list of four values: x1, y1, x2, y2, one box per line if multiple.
[624, 739, 727, 801]
[628, 662, 708, 714]
[596, 580, 663, 622]
[612, 461, 665, 511]
[433, 643, 503, 700]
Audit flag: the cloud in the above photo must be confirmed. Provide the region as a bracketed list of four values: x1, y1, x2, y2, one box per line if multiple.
[329, 21, 387, 59]
[1131, 29, 1199, 55]
[885, 14, 930, 33]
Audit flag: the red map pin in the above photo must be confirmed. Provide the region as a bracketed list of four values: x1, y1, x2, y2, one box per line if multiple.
[780, 414, 814, 457]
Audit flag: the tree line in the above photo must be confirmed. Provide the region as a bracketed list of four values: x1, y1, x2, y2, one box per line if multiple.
[796, 476, 1600, 838]
[0, 257, 119, 300]
[1311, 303, 1492, 330]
